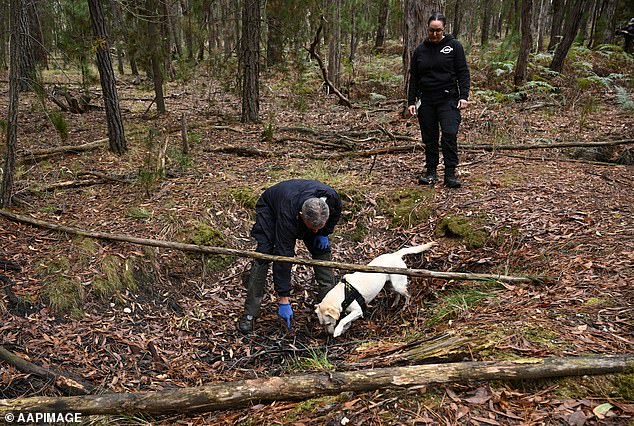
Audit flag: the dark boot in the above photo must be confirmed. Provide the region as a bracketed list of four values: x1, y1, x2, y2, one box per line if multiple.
[312, 252, 336, 303]
[444, 167, 462, 188]
[237, 261, 269, 334]
[417, 168, 438, 185]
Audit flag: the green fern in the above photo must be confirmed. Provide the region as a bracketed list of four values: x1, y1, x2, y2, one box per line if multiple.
[615, 86, 634, 111]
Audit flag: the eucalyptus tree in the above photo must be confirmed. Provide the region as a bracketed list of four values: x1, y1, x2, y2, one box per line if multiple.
[515, 0, 533, 86]
[17, 0, 37, 91]
[550, 0, 590, 72]
[403, 0, 441, 97]
[241, 0, 260, 122]
[87, 0, 127, 154]
[374, 0, 390, 51]
[2, 0, 22, 208]
[326, 0, 342, 87]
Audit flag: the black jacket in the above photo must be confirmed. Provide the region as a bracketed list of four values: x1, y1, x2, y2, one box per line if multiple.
[251, 179, 342, 296]
[407, 34, 470, 105]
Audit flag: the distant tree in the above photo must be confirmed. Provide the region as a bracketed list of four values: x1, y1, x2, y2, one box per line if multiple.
[452, 0, 463, 39]
[145, 0, 166, 113]
[266, 0, 284, 67]
[480, 0, 493, 47]
[550, 0, 589, 73]
[2, 0, 21, 208]
[87, 0, 127, 154]
[515, 0, 533, 86]
[27, 0, 47, 68]
[547, 0, 565, 51]
[326, 0, 342, 88]
[403, 0, 440, 96]
[374, 0, 390, 51]
[241, 0, 260, 122]
[0, 1, 8, 70]
[589, 0, 618, 47]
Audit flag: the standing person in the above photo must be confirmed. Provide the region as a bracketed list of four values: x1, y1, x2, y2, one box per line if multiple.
[237, 179, 342, 334]
[407, 13, 470, 188]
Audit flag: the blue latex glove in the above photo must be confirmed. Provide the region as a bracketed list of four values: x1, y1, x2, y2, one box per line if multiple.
[278, 303, 293, 329]
[314, 235, 330, 251]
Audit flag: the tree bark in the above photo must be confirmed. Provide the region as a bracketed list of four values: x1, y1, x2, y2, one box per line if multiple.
[1, 356, 631, 416]
[146, 0, 166, 113]
[549, 0, 589, 73]
[88, 0, 127, 155]
[241, 0, 260, 123]
[547, 0, 565, 51]
[402, 0, 440, 96]
[326, 0, 342, 88]
[452, 0, 462, 39]
[0, 210, 535, 284]
[17, 0, 36, 91]
[514, 0, 533, 86]
[1, 0, 21, 208]
[480, 0, 492, 47]
[374, 0, 390, 51]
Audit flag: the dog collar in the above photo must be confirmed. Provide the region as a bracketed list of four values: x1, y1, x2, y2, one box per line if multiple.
[340, 277, 367, 318]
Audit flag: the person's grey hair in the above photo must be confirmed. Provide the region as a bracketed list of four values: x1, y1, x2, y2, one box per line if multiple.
[302, 197, 329, 229]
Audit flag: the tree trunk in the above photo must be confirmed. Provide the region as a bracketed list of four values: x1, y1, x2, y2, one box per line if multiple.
[0, 1, 7, 70]
[547, 0, 565, 51]
[480, 0, 492, 47]
[17, 0, 36, 91]
[452, 0, 462, 38]
[402, 0, 440, 97]
[549, 0, 589, 73]
[266, 0, 284, 67]
[146, 0, 166, 113]
[1, 0, 21, 208]
[536, 0, 545, 50]
[327, 0, 342, 88]
[1, 356, 631, 416]
[514, 0, 533, 86]
[26, 0, 47, 68]
[182, 0, 194, 60]
[241, 0, 260, 122]
[87, 0, 127, 155]
[598, 0, 616, 44]
[374, 0, 390, 51]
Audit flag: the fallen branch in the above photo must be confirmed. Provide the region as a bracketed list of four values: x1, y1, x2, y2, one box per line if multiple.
[0, 346, 95, 396]
[462, 139, 634, 152]
[0, 210, 536, 284]
[306, 19, 353, 109]
[0, 355, 630, 415]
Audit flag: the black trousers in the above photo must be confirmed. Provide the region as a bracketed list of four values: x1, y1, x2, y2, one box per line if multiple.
[417, 92, 461, 170]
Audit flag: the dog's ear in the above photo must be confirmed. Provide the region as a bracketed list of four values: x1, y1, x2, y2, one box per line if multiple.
[324, 305, 341, 321]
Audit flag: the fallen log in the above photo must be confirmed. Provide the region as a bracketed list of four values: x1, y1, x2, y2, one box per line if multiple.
[0, 209, 536, 284]
[0, 346, 95, 396]
[0, 355, 631, 416]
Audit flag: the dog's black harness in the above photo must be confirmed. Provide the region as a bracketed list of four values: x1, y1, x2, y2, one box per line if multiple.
[340, 277, 367, 317]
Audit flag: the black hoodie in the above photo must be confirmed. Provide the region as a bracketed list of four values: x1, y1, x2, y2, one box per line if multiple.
[407, 34, 470, 105]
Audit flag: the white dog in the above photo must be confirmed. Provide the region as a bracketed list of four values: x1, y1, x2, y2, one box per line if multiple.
[314, 242, 436, 337]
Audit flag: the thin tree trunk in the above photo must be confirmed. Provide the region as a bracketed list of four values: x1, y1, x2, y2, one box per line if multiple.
[146, 0, 166, 113]
[88, 0, 127, 154]
[327, 0, 342, 88]
[514, 0, 533, 86]
[1, 0, 21, 208]
[452, 0, 462, 38]
[549, 0, 589, 73]
[547, 0, 565, 51]
[110, 0, 126, 74]
[1, 356, 631, 416]
[481, 0, 492, 47]
[26, 0, 47, 68]
[241, 0, 260, 122]
[374, 0, 389, 51]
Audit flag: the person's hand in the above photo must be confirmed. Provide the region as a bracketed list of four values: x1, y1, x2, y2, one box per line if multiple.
[457, 99, 469, 109]
[278, 303, 293, 329]
[408, 105, 417, 116]
[315, 235, 330, 251]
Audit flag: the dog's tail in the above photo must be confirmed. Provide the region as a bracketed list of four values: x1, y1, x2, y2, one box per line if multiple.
[394, 242, 437, 258]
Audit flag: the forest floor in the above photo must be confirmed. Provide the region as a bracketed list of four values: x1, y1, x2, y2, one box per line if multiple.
[1, 44, 633, 425]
